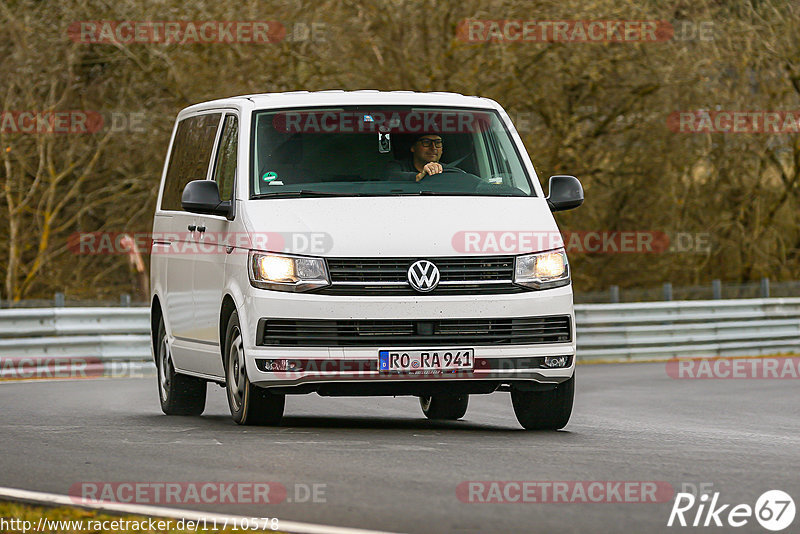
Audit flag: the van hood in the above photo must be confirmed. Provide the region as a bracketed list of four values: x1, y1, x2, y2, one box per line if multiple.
[241, 196, 563, 257]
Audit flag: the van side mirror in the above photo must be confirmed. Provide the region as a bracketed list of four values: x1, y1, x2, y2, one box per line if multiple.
[546, 175, 584, 212]
[181, 180, 232, 218]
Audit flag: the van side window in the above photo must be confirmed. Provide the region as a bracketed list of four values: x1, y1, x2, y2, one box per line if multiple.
[213, 114, 238, 202]
[161, 113, 222, 211]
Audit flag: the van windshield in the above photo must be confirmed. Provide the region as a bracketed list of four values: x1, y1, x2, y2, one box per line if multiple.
[251, 106, 535, 198]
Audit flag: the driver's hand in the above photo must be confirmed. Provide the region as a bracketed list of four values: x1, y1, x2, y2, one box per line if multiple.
[416, 162, 443, 182]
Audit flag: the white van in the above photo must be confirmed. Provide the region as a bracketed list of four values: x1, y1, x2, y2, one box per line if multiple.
[150, 91, 583, 429]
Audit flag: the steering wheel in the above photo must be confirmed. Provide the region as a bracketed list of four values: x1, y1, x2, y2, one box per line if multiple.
[442, 165, 467, 173]
[419, 167, 482, 188]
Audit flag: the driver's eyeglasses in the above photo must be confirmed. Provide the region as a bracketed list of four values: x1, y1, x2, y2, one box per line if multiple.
[418, 138, 443, 148]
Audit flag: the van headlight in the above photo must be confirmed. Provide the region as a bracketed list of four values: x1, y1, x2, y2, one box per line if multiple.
[513, 248, 570, 290]
[248, 251, 330, 292]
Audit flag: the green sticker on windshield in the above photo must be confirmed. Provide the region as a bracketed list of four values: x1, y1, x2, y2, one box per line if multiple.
[261, 171, 278, 182]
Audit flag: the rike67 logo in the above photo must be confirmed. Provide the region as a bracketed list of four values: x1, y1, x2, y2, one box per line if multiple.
[668, 490, 795, 531]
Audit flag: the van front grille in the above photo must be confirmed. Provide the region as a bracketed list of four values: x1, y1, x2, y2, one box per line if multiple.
[318, 256, 525, 295]
[257, 316, 572, 347]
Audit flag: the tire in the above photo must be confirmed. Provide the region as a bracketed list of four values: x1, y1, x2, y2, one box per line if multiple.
[511, 374, 574, 430]
[156, 318, 206, 415]
[224, 311, 285, 425]
[419, 394, 469, 420]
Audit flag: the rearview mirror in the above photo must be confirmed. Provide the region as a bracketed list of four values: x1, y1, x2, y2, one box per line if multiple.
[181, 180, 232, 218]
[546, 175, 584, 212]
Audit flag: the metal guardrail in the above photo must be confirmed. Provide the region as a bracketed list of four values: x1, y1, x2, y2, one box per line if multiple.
[1, 299, 799, 374]
[0, 308, 151, 364]
[575, 297, 800, 360]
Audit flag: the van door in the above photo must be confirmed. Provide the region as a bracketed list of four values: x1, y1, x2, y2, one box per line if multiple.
[190, 112, 238, 377]
[158, 112, 222, 358]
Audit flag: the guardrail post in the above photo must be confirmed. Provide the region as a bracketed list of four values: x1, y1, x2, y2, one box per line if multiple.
[663, 282, 673, 301]
[54, 292, 65, 307]
[609, 285, 619, 303]
[120, 294, 131, 307]
[760, 277, 770, 298]
[712, 279, 722, 300]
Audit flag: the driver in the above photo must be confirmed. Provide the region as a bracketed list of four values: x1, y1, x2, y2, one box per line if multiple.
[391, 134, 444, 182]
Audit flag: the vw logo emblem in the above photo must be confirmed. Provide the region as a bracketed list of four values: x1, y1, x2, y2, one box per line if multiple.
[408, 260, 440, 292]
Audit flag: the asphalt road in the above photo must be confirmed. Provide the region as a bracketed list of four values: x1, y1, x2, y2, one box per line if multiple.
[0, 362, 798, 533]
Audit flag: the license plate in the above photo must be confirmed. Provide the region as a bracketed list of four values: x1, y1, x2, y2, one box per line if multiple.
[378, 349, 474, 372]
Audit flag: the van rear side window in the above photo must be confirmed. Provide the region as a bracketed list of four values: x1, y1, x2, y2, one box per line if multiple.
[161, 113, 222, 211]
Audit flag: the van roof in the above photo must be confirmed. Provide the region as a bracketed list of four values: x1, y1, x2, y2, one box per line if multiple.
[180, 90, 502, 114]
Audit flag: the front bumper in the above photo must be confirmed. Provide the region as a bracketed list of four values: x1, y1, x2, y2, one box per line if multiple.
[249, 350, 575, 391]
[239, 284, 576, 392]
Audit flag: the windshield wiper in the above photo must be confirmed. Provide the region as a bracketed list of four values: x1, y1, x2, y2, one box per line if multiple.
[252, 190, 362, 199]
[393, 190, 472, 196]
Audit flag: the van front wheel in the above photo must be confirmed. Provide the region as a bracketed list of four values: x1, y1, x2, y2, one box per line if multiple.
[511, 375, 574, 430]
[224, 311, 285, 426]
[156, 318, 206, 415]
